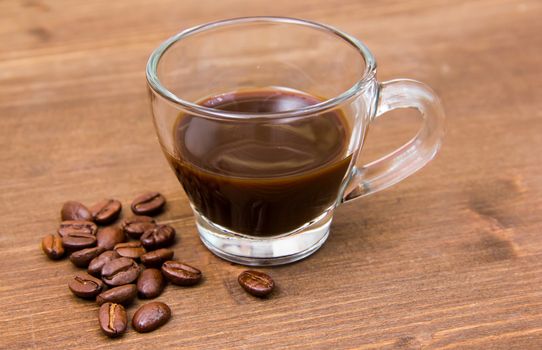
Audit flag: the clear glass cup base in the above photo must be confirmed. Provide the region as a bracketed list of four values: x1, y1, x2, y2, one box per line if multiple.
[195, 209, 333, 266]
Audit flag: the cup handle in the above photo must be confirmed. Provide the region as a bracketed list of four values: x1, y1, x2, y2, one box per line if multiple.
[343, 79, 445, 202]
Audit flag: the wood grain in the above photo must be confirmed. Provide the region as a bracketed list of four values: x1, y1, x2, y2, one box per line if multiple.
[1, 0, 541, 349]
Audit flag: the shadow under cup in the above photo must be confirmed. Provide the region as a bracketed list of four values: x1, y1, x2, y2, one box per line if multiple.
[147, 17, 379, 265]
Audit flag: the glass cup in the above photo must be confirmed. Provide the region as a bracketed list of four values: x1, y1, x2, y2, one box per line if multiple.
[146, 17, 445, 266]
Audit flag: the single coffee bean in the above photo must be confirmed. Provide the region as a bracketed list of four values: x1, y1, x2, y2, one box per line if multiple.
[96, 226, 125, 250]
[69, 246, 105, 268]
[61, 201, 92, 221]
[140, 225, 175, 250]
[238, 270, 275, 297]
[121, 215, 156, 239]
[132, 302, 171, 333]
[99, 303, 127, 338]
[137, 268, 165, 299]
[61, 232, 97, 251]
[96, 284, 137, 306]
[131, 192, 166, 216]
[114, 241, 146, 259]
[161, 260, 201, 286]
[140, 248, 174, 268]
[88, 250, 120, 277]
[90, 199, 122, 225]
[102, 257, 141, 286]
[58, 220, 97, 237]
[68, 273, 104, 298]
[41, 234, 65, 260]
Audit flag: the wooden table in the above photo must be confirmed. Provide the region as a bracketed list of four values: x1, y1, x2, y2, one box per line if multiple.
[1, 0, 541, 348]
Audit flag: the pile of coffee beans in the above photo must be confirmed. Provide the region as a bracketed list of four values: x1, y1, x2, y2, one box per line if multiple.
[41, 191, 275, 339]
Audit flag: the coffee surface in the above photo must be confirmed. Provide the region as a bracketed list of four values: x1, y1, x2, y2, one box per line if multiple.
[167, 88, 352, 236]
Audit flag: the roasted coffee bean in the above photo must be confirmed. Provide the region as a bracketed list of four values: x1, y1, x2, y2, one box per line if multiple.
[102, 257, 141, 286]
[61, 201, 92, 221]
[114, 241, 146, 259]
[68, 273, 104, 298]
[90, 199, 122, 225]
[69, 246, 105, 268]
[161, 261, 201, 286]
[140, 225, 175, 250]
[61, 232, 97, 251]
[121, 215, 156, 239]
[88, 250, 120, 277]
[96, 226, 125, 250]
[238, 270, 275, 297]
[137, 268, 165, 299]
[41, 234, 65, 260]
[58, 220, 97, 237]
[96, 284, 137, 306]
[140, 248, 174, 268]
[99, 303, 127, 338]
[131, 192, 165, 215]
[132, 302, 171, 333]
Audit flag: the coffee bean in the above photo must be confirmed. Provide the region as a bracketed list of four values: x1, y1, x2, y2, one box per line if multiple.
[90, 199, 122, 225]
[68, 273, 104, 298]
[99, 303, 127, 338]
[132, 302, 171, 333]
[61, 232, 97, 251]
[131, 192, 165, 216]
[69, 246, 105, 268]
[161, 260, 201, 286]
[58, 220, 97, 237]
[61, 201, 92, 221]
[140, 224, 175, 250]
[137, 268, 165, 299]
[96, 226, 125, 250]
[238, 270, 274, 297]
[88, 250, 120, 277]
[41, 234, 65, 260]
[121, 216, 156, 239]
[96, 284, 137, 306]
[101, 257, 141, 286]
[114, 241, 146, 259]
[140, 248, 174, 268]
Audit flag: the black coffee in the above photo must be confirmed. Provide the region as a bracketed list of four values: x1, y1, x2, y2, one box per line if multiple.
[166, 88, 352, 236]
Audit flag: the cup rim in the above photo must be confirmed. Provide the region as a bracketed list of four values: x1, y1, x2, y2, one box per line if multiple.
[146, 16, 376, 119]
